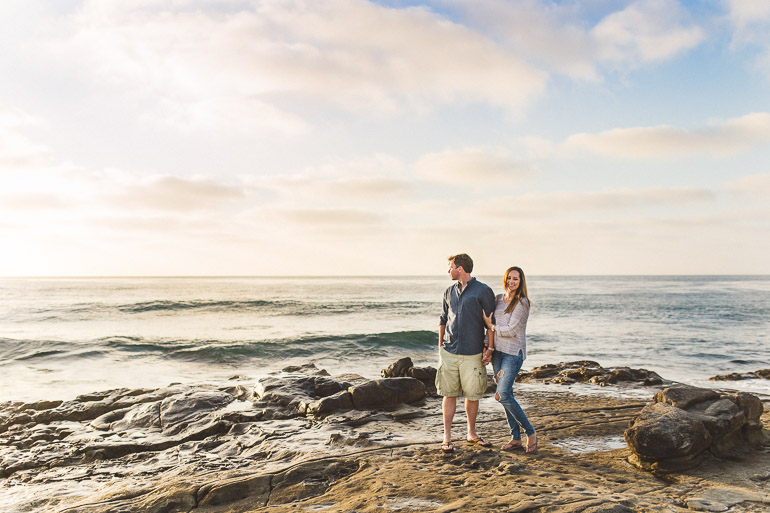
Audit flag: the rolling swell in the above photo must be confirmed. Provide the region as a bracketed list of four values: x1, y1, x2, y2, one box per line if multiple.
[102, 330, 437, 363]
[34, 299, 437, 318]
[0, 338, 108, 363]
[118, 299, 290, 313]
[0, 330, 436, 366]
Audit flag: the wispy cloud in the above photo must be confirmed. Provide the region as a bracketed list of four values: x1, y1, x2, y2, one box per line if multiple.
[478, 186, 716, 218]
[726, 0, 770, 34]
[415, 147, 537, 184]
[50, 0, 546, 135]
[112, 175, 246, 212]
[0, 106, 51, 167]
[591, 0, 704, 64]
[444, 0, 704, 79]
[0, 193, 69, 210]
[564, 112, 770, 157]
[247, 155, 414, 206]
[317, 178, 414, 199]
[723, 172, 770, 201]
[277, 207, 383, 227]
[725, 0, 770, 77]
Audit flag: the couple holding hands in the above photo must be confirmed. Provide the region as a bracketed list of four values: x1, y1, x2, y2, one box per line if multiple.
[437, 253, 536, 454]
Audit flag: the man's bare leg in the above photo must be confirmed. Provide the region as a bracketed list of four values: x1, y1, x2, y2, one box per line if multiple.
[442, 396, 457, 443]
[465, 398, 479, 440]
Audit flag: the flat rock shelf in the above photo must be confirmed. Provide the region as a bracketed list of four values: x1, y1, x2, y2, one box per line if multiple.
[1, 359, 769, 513]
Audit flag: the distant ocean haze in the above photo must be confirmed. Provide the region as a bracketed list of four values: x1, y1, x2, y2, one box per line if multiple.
[0, 275, 768, 402]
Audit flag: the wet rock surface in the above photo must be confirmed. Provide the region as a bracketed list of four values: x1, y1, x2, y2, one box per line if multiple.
[711, 369, 770, 381]
[253, 362, 427, 416]
[381, 356, 438, 395]
[1, 359, 769, 512]
[625, 385, 767, 473]
[516, 360, 667, 387]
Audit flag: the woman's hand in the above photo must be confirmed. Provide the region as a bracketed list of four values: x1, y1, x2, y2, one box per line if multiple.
[482, 309, 493, 330]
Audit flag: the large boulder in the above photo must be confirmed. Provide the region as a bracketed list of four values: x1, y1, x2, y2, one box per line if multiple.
[625, 385, 767, 472]
[381, 357, 437, 395]
[254, 372, 356, 416]
[254, 365, 426, 416]
[348, 378, 426, 410]
[625, 402, 711, 472]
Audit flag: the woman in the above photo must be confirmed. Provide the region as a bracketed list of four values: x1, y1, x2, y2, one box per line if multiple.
[482, 266, 537, 454]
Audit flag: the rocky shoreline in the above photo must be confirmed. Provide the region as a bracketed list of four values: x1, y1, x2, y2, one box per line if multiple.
[1, 360, 769, 512]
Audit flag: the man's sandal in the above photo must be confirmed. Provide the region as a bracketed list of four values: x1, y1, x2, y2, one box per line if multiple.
[441, 442, 454, 453]
[466, 437, 492, 448]
[501, 440, 524, 451]
[526, 436, 538, 454]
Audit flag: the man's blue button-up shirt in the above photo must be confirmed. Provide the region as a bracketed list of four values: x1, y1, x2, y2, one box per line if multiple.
[440, 277, 496, 355]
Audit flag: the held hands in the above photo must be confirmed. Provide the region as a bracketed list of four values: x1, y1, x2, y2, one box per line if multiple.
[482, 347, 493, 365]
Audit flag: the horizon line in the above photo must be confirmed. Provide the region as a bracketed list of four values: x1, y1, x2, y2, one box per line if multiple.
[2, 274, 769, 279]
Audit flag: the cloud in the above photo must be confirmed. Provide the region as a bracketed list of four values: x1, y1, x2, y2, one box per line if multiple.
[723, 172, 770, 201]
[278, 207, 383, 226]
[0, 164, 249, 221]
[592, 0, 704, 63]
[564, 112, 770, 157]
[113, 175, 246, 212]
[0, 105, 51, 168]
[478, 186, 716, 218]
[441, 0, 597, 79]
[726, 0, 770, 33]
[93, 215, 187, 233]
[725, 0, 770, 77]
[155, 96, 311, 136]
[438, 0, 704, 79]
[253, 175, 415, 208]
[0, 193, 68, 210]
[318, 178, 414, 199]
[50, 0, 546, 135]
[415, 147, 537, 185]
[241, 154, 415, 206]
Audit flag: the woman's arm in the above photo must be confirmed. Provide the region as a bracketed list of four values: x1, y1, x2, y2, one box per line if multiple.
[496, 298, 529, 338]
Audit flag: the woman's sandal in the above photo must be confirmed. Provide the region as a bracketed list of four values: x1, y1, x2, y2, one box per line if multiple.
[466, 437, 492, 448]
[501, 440, 524, 451]
[441, 442, 454, 453]
[525, 435, 538, 454]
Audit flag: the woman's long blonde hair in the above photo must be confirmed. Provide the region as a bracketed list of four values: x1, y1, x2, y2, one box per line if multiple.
[503, 266, 530, 314]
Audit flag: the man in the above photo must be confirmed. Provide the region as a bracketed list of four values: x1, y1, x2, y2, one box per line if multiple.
[437, 253, 496, 453]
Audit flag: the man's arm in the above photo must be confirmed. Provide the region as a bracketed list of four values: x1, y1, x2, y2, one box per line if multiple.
[483, 286, 496, 349]
[439, 288, 449, 348]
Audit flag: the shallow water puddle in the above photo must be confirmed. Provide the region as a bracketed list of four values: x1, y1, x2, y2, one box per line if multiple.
[306, 503, 335, 511]
[384, 497, 444, 510]
[549, 435, 626, 454]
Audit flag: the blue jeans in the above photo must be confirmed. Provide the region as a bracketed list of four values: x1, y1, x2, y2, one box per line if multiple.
[491, 350, 535, 441]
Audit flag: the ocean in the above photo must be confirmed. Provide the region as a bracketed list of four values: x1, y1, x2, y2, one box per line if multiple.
[1, 275, 768, 403]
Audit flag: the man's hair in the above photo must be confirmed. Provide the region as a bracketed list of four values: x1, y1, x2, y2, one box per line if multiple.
[448, 253, 473, 274]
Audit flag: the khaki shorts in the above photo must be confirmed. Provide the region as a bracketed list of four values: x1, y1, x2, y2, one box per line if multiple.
[435, 347, 487, 401]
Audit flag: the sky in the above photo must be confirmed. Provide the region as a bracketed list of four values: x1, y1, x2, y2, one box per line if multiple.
[1, 0, 769, 276]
